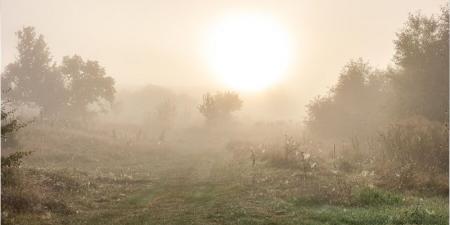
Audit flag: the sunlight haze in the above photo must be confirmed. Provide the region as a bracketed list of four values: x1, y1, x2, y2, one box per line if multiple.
[204, 12, 293, 92]
[1, 0, 444, 119]
[1, 1, 449, 224]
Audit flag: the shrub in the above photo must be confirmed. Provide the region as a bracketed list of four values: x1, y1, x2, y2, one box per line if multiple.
[376, 163, 449, 195]
[198, 91, 242, 125]
[374, 116, 449, 193]
[378, 116, 448, 173]
[1, 151, 32, 186]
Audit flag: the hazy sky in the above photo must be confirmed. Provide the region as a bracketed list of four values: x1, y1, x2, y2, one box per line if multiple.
[1, 0, 444, 105]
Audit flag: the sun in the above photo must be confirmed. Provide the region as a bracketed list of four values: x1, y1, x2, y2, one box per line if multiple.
[205, 13, 292, 92]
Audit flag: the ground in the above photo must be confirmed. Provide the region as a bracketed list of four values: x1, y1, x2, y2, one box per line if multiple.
[2, 123, 448, 225]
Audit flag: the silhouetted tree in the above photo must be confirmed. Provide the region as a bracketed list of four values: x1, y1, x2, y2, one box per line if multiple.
[305, 59, 389, 138]
[60, 55, 115, 118]
[392, 7, 449, 122]
[1, 27, 66, 116]
[305, 7, 449, 139]
[198, 91, 242, 124]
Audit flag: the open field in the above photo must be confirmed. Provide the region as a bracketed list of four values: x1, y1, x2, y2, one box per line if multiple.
[2, 123, 448, 225]
[2, 2, 449, 225]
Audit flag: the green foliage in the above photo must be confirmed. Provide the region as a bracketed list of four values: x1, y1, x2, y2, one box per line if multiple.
[353, 187, 402, 206]
[293, 186, 403, 208]
[198, 91, 242, 124]
[392, 202, 447, 225]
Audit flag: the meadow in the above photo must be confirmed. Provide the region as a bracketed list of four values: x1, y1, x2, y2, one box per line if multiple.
[2, 121, 448, 225]
[2, 1, 449, 225]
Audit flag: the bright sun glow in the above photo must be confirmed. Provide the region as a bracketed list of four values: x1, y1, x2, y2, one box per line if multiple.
[205, 13, 292, 92]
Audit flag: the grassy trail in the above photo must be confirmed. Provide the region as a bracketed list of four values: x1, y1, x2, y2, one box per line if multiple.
[6, 125, 449, 225]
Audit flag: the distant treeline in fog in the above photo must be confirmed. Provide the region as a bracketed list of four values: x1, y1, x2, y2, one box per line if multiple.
[1, 27, 116, 119]
[304, 7, 448, 173]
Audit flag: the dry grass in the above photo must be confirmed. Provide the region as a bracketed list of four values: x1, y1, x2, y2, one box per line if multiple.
[1, 122, 448, 225]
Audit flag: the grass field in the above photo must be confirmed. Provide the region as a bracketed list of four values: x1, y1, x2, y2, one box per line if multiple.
[2, 123, 448, 225]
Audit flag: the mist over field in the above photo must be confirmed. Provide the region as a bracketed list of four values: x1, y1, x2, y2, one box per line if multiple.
[1, 1, 449, 224]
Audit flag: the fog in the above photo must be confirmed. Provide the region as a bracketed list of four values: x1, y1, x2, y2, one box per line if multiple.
[2, 0, 443, 121]
[1, 1, 448, 224]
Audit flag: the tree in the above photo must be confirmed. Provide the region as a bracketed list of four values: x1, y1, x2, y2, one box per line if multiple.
[1, 27, 66, 116]
[332, 58, 369, 107]
[60, 55, 115, 118]
[392, 7, 449, 122]
[198, 91, 242, 124]
[305, 59, 389, 138]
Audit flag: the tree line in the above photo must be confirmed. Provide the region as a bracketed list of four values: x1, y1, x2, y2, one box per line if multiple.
[305, 7, 449, 139]
[1, 27, 116, 119]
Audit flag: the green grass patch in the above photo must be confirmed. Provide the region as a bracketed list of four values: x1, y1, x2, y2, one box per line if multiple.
[125, 188, 158, 207]
[352, 187, 402, 206]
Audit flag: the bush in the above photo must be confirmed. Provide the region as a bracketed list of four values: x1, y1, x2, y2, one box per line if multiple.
[198, 91, 242, 125]
[378, 116, 448, 172]
[374, 117, 449, 194]
[376, 163, 449, 195]
[1, 151, 31, 186]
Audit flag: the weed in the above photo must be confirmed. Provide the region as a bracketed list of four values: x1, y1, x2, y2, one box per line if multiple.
[352, 187, 402, 206]
[393, 203, 448, 225]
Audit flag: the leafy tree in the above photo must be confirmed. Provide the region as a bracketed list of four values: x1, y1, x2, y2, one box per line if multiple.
[60, 55, 115, 118]
[198, 91, 242, 124]
[1, 27, 66, 116]
[305, 95, 335, 138]
[305, 7, 449, 140]
[332, 59, 369, 107]
[392, 7, 449, 122]
[305, 59, 389, 138]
